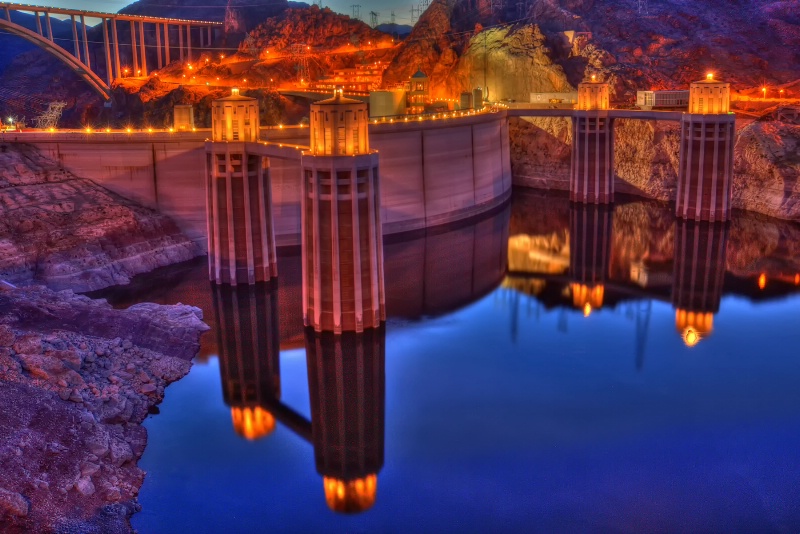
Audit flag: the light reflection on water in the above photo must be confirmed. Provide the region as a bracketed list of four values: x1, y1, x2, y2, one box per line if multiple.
[92, 191, 800, 532]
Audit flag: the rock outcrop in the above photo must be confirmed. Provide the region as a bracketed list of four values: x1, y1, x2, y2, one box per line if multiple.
[0, 144, 200, 291]
[510, 113, 800, 221]
[733, 118, 800, 220]
[0, 285, 209, 533]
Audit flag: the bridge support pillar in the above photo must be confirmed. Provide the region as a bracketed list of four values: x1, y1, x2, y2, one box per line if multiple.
[129, 21, 138, 75]
[155, 22, 163, 69]
[178, 23, 184, 61]
[305, 326, 385, 513]
[102, 19, 113, 86]
[672, 220, 728, 346]
[569, 203, 612, 316]
[676, 113, 735, 222]
[138, 21, 147, 76]
[111, 18, 121, 79]
[164, 23, 171, 65]
[570, 111, 614, 204]
[187, 24, 192, 62]
[80, 15, 89, 68]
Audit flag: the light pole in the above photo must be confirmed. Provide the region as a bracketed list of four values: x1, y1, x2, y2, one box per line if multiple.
[762, 87, 766, 100]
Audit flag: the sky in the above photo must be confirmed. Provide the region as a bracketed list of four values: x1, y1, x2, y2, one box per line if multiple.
[16, 0, 419, 26]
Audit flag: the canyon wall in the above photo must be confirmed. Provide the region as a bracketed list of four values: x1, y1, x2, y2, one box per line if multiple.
[0, 143, 200, 292]
[509, 111, 800, 221]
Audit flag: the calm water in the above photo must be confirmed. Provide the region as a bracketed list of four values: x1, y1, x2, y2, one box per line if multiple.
[94, 190, 800, 533]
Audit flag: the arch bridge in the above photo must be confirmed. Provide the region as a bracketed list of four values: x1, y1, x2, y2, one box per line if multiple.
[0, 2, 221, 101]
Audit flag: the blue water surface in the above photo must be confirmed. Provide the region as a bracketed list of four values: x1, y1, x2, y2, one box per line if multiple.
[133, 289, 800, 533]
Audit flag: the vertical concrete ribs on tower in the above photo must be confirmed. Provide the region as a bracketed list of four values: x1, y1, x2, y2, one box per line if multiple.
[206, 88, 278, 285]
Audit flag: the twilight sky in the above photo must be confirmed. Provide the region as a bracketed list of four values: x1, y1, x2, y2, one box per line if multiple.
[19, 0, 418, 26]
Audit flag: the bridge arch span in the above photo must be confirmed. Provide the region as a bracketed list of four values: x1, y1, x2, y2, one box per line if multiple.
[0, 18, 111, 101]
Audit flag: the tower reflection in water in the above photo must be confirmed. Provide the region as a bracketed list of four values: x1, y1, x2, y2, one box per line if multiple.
[502, 195, 765, 355]
[212, 282, 386, 514]
[569, 203, 612, 317]
[213, 283, 281, 440]
[305, 327, 385, 513]
[672, 220, 728, 347]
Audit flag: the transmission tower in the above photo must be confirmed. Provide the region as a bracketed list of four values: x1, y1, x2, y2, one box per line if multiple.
[289, 43, 311, 83]
[369, 10, 379, 27]
[420, 0, 430, 11]
[410, 5, 419, 23]
[391, 10, 395, 24]
[32, 101, 66, 129]
[350, 4, 361, 19]
[637, 0, 648, 14]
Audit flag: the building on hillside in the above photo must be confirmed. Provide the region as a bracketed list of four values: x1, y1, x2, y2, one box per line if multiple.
[309, 62, 388, 93]
[407, 69, 429, 114]
[636, 90, 690, 110]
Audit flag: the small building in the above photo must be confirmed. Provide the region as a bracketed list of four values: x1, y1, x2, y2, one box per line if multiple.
[688, 74, 730, 114]
[211, 87, 259, 142]
[407, 69, 429, 114]
[576, 77, 610, 110]
[473, 87, 484, 109]
[459, 92, 473, 110]
[636, 90, 690, 110]
[369, 90, 407, 118]
[529, 92, 578, 105]
[173, 104, 194, 131]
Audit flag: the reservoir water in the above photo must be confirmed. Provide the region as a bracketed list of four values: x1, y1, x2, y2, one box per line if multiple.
[93, 189, 800, 532]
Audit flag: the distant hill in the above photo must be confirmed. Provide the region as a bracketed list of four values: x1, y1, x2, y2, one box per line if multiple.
[375, 23, 413, 37]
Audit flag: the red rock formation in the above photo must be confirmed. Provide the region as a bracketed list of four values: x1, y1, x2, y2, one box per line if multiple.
[0, 285, 208, 533]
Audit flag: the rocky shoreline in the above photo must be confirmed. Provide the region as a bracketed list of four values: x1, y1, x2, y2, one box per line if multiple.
[0, 142, 209, 532]
[0, 285, 208, 532]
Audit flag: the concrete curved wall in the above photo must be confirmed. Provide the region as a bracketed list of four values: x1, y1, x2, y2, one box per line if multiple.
[12, 111, 511, 249]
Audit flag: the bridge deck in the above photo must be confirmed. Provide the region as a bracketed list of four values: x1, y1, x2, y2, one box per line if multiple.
[0, 2, 221, 24]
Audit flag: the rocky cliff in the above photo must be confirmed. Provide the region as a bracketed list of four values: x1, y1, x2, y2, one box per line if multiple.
[0, 285, 208, 533]
[0, 144, 200, 291]
[384, 0, 799, 103]
[384, 1, 573, 102]
[510, 111, 800, 221]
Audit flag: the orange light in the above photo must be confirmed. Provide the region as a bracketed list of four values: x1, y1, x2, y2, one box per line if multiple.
[323, 475, 377, 513]
[676, 310, 714, 347]
[231, 407, 275, 440]
[583, 303, 592, 317]
[126, 127, 132, 133]
[706, 72, 713, 80]
[758, 273, 767, 290]
[795, 273, 799, 285]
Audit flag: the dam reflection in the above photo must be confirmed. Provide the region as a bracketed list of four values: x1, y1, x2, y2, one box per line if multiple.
[212, 282, 386, 513]
[505, 193, 800, 360]
[207, 205, 510, 513]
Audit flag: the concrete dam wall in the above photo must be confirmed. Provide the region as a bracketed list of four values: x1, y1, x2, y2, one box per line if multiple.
[15, 111, 512, 249]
